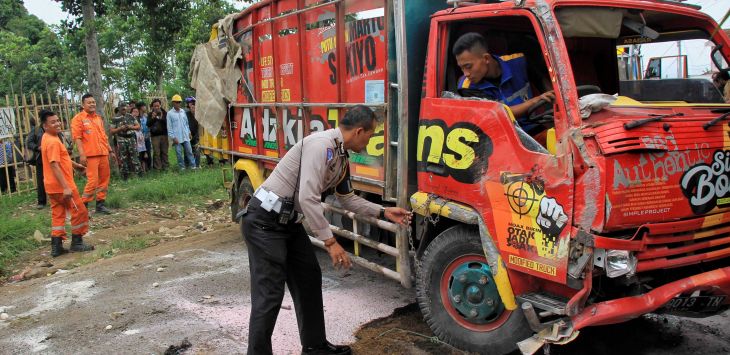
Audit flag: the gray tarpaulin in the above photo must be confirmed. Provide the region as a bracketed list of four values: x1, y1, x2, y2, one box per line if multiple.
[189, 13, 242, 137]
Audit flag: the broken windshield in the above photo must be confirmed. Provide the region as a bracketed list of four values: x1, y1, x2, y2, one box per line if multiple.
[556, 6, 727, 104]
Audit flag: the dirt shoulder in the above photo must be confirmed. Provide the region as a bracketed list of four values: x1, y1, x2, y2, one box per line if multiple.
[1, 201, 728, 355]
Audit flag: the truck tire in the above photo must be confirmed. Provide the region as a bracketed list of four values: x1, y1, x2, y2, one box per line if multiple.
[237, 176, 254, 239]
[416, 225, 531, 354]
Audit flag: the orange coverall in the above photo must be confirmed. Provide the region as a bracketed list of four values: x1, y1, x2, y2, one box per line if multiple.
[41, 133, 89, 238]
[71, 111, 111, 204]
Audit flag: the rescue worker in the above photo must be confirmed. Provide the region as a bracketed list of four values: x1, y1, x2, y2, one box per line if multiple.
[111, 102, 142, 180]
[454, 32, 555, 135]
[167, 94, 196, 169]
[40, 109, 94, 257]
[241, 105, 412, 355]
[71, 93, 115, 214]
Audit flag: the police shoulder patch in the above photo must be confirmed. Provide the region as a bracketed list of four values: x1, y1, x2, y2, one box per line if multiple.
[326, 148, 334, 162]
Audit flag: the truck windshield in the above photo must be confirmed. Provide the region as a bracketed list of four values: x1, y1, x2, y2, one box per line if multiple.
[556, 6, 727, 104]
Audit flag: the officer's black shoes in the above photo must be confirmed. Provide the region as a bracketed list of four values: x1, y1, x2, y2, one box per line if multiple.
[51, 237, 68, 257]
[70, 234, 95, 252]
[301, 341, 351, 355]
[95, 201, 112, 215]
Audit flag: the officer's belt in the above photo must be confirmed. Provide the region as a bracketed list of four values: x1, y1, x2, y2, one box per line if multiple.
[250, 187, 301, 223]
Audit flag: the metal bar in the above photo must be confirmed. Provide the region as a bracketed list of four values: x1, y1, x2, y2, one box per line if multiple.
[350, 175, 385, 187]
[231, 102, 388, 108]
[383, 0, 395, 203]
[321, 203, 398, 233]
[200, 145, 280, 163]
[330, 224, 399, 257]
[393, 0, 412, 288]
[233, 0, 346, 38]
[309, 236, 402, 283]
[353, 220, 361, 257]
[201, 146, 386, 188]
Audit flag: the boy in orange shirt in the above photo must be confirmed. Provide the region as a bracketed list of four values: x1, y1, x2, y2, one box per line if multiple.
[40, 110, 95, 257]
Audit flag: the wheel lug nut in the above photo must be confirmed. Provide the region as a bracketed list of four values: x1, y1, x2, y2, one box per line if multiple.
[479, 276, 488, 285]
[458, 274, 467, 283]
[469, 309, 478, 318]
[453, 295, 462, 303]
[486, 298, 494, 306]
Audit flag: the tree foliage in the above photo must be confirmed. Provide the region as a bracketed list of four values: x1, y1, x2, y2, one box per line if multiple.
[0, 0, 72, 96]
[1, 0, 248, 100]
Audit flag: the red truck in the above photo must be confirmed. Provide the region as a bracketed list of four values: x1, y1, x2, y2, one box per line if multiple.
[191, 0, 730, 353]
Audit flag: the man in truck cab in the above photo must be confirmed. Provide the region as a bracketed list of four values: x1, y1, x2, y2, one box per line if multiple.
[454, 32, 555, 136]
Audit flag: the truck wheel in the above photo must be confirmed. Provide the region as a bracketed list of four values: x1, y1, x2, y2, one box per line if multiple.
[237, 177, 254, 239]
[416, 225, 531, 354]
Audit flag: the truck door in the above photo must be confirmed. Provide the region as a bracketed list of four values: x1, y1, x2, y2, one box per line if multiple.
[418, 10, 575, 283]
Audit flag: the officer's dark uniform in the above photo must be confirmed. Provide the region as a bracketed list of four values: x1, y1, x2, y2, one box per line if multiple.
[242, 128, 381, 354]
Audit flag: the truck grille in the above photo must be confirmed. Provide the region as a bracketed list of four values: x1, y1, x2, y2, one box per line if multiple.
[637, 212, 730, 272]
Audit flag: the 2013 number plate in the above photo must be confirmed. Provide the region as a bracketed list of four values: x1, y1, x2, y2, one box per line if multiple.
[664, 295, 726, 312]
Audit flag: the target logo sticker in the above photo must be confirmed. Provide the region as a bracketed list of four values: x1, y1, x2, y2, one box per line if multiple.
[499, 172, 568, 260]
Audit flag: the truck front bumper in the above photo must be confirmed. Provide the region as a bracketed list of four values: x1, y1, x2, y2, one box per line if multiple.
[571, 266, 730, 330]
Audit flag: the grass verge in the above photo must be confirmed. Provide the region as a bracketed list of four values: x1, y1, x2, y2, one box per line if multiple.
[0, 165, 230, 276]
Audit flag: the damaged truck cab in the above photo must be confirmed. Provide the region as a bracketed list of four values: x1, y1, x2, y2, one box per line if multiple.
[195, 0, 730, 353]
[414, 0, 730, 351]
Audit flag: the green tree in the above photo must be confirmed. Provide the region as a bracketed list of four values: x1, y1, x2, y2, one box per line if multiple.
[58, 0, 106, 115]
[0, 1, 71, 97]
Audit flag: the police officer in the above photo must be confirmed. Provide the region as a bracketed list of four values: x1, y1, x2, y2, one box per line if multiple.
[242, 105, 412, 355]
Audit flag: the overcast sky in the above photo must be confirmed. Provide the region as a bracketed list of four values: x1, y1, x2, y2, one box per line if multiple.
[23, 0, 250, 25]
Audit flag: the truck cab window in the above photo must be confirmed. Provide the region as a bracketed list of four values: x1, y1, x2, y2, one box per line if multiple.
[557, 6, 726, 104]
[442, 15, 556, 150]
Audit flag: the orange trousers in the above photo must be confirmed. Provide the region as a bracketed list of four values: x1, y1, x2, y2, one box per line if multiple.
[49, 189, 89, 238]
[81, 155, 110, 203]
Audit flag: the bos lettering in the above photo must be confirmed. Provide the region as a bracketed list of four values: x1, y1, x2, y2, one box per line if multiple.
[681, 149, 730, 214]
[417, 119, 492, 184]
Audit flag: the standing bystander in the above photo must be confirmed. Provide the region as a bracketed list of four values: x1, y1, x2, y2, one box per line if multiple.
[39, 109, 94, 257]
[167, 94, 196, 169]
[185, 97, 200, 168]
[147, 99, 169, 170]
[71, 93, 115, 214]
[111, 103, 142, 180]
[137, 102, 153, 169]
[0, 140, 16, 194]
[25, 117, 46, 208]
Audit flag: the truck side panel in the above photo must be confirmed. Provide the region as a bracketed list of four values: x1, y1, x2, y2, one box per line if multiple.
[229, 0, 390, 189]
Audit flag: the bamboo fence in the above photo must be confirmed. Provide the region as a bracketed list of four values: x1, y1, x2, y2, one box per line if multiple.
[0, 92, 118, 198]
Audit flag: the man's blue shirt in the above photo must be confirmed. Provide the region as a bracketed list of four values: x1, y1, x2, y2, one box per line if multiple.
[457, 53, 536, 131]
[0, 141, 14, 166]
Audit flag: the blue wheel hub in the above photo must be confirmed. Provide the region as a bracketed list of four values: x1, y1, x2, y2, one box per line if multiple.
[448, 261, 504, 324]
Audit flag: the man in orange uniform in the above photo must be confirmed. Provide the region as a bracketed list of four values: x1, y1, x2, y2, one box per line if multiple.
[40, 110, 95, 257]
[71, 93, 115, 214]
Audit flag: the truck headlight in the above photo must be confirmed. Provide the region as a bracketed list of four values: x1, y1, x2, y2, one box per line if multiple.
[605, 250, 637, 278]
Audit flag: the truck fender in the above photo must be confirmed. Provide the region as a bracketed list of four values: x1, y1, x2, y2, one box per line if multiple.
[410, 192, 518, 310]
[233, 158, 265, 190]
[230, 159, 265, 221]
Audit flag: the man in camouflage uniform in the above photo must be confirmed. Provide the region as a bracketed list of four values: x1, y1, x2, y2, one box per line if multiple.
[111, 102, 142, 180]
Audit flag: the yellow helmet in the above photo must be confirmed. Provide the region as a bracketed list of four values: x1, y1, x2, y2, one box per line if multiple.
[171, 94, 183, 102]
